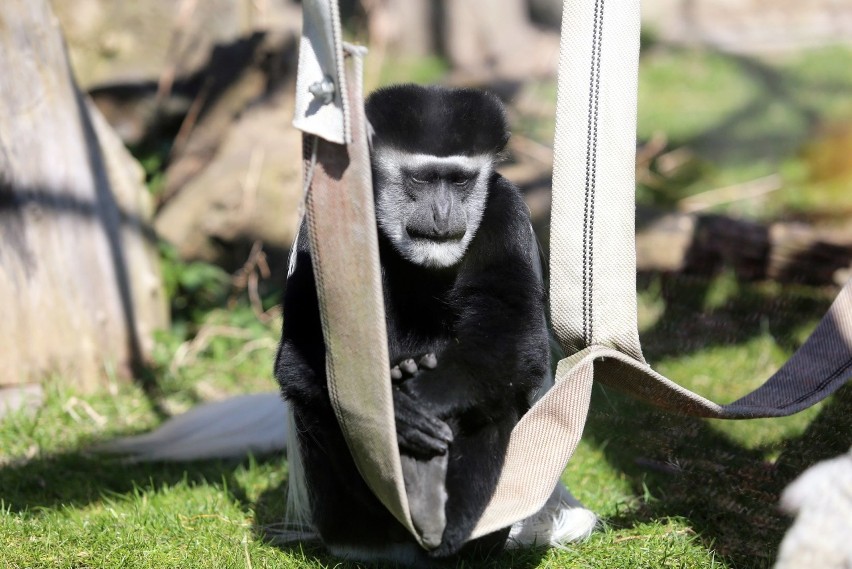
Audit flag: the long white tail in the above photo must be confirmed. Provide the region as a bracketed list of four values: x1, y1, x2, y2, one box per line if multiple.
[95, 392, 288, 461]
[97, 391, 317, 539]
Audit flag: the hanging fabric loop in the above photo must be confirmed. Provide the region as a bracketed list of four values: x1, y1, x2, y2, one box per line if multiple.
[471, 0, 852, 540]
[549, 0, 645, 362]
[293, 0, 852, 549]
[293, 1, 430, 547]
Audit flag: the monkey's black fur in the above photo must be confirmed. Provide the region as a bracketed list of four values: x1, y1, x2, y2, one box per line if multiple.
[276, 85, 549, 562]
[366, 84, 510, 157]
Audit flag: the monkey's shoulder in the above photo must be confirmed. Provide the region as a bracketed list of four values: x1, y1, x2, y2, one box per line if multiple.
[485, 173, 531, 227]
[470, 173, 535, 258]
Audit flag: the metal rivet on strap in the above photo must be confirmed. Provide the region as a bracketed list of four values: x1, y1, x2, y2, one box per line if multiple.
[309, 76, 336, 105]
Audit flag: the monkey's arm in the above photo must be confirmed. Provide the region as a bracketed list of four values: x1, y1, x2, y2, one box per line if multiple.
[274, 241, 330, 412]
[401, 277, 548, 419]
[399, 205, 550, 421]
[277, 238, 452, 458]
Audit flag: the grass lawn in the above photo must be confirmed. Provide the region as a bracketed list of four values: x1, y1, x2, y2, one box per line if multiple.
[3, 45, 852, 568]
[2, 286, 848, 569]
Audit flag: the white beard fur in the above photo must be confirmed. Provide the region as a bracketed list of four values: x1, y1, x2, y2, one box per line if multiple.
[373, 150, 492, 269]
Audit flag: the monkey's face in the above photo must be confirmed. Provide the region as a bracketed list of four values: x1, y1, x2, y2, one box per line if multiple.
[372, 147, 492, 269]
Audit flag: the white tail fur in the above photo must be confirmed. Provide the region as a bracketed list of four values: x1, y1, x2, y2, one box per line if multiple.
[95, 392, 288, 461]
[282, 403, 314, 536]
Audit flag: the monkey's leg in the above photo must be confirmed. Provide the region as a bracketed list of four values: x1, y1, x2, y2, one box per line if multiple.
[393, 354, 451, 550]
[293, 409, 408, 549]
[428, 413, 516, 559]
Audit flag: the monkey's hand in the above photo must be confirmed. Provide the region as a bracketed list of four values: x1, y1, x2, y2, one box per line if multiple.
[393, 386, 453, 458]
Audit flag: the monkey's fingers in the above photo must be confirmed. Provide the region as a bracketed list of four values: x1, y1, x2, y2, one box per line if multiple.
[398, 429, 449, 457]
[390, 354, 439, 384]
[396, 402, 453, 446]
[390, 365, 403, 382]
[418, 353, 438, 370]
[399, 358, 418, 376]
[393, 389, 453, 457]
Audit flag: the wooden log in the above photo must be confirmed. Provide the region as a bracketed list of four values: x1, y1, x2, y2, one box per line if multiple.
[636, 207, 852, 286]
[767, 223, 852, 286]
[0, 0, 168, 390]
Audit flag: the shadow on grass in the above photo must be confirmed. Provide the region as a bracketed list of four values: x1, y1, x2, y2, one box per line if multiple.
[0, 436, 546, 569]
[679, 50, 821, 169]
[586, 385, 852, 567]
[638, 271, 836, 361]
[0, 441, 285, 517]
[584, 367, 851, 568]
[637, 43, 830, 175]
[582, 267, 850, 568]
[256, 533, 549, 569]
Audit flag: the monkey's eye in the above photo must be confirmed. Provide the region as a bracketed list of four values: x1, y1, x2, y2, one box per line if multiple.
[451, 175, 472, 186]
[410, 172, 440, 185]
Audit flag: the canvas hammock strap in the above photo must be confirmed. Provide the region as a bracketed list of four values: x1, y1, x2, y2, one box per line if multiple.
[294, 0, 425, 546]
[469, 0, 852, 539]
[292, 0, 852, 547]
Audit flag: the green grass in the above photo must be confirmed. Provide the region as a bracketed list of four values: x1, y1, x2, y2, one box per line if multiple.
[514, 44, 852, 217]
[2, 277, 849, 568]
[634, 45, 852, 216]
[4, 45, 852, 568]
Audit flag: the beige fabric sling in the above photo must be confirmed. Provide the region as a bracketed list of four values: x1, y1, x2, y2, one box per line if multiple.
[292, 0, 852, 548]
[469, 0, 852, 539]
[298, 37, 427, 545]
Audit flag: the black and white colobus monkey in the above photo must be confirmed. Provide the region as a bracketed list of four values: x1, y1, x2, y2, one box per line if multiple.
[275, 84, 551, 563]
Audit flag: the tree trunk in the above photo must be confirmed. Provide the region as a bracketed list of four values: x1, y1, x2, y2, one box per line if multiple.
[441, 0, 560, 81]
[0, 0, 168, 391]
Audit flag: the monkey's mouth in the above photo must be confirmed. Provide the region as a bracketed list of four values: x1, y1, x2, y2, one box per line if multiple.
[406, 227, 466, 243]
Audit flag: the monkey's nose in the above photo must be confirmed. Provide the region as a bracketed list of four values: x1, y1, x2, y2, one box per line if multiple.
[431, 200, 464, 241]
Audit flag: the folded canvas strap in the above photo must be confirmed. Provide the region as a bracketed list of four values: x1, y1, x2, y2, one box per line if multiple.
[295, 0, 852, 548]
[293, 0, 350, 144]
[295, 15, 427, 545]
[470, 0, 852, 539]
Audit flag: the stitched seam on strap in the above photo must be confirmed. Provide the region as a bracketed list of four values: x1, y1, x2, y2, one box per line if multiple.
[304, 158, 356, 458]
[785, 356, 852, 408]
[583, 0, 605, 347]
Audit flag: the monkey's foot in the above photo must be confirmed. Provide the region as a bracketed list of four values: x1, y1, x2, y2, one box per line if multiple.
[391, 353, 438, 383]
[507, 482, 597, 548]
[401, 453, 448, 551]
